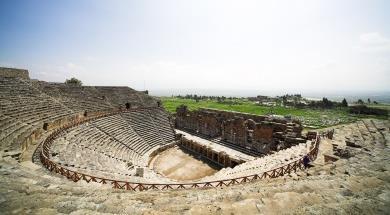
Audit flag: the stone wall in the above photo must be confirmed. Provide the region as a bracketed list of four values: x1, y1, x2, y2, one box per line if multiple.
[222, 118, 246, 146]
[198, 112, 221, 137]
[0, 67, 29, 79]
[31, 81, 160, 109]
[200, 108, 268, 122]
[175, 106, 222, 137]
[252, 123, 274, 152]
[222, 118, 277, 153]
[179, 137, 244, 168]
[175, 105, 306, 154]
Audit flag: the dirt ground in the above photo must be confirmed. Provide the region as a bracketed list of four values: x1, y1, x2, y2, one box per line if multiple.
[150, 146, 219, 181]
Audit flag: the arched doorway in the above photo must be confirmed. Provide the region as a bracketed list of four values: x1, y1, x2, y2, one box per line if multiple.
[43, 122, 49, 131]
[125, 102, 131, 109]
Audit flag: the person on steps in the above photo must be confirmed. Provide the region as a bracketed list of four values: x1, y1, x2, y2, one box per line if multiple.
[303, 155, 311, 169]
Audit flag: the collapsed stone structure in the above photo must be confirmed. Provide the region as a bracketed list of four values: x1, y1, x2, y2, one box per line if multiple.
[175, 105, 305, 154]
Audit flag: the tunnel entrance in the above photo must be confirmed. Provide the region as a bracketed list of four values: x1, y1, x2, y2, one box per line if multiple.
[43, 122, 49, 131]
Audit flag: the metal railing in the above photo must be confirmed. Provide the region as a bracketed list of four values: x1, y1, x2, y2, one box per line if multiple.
[40, 108, 321, 191]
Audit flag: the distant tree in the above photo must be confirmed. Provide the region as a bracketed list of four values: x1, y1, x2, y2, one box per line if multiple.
[357, 99, 364, 105]
[322, 97, 334, 108]
[341, 98, 348, 107]
[65, 77, 82, 86]
[367, 98, 371, 104]
[308, 101, 316, 108]
[373, 101, 378, 104]
[282, 96, 287, 105]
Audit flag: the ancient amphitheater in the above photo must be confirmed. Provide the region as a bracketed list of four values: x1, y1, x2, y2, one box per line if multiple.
[0, 67, 389, 214]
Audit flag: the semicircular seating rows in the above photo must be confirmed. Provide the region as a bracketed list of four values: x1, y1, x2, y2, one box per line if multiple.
[1, 75, 322, 191]
[0, 76, 164, 160]
[39, 111, 321, 190]
[49, 109, 176, 183]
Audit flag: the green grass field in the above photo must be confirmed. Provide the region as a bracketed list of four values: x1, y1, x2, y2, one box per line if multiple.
[161, 97, 388, 129]
[367, 104, 390, 111]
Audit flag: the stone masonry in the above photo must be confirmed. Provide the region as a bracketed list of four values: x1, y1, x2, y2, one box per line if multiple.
[0, 67, 29, 79]
[175, 105, 305, 154]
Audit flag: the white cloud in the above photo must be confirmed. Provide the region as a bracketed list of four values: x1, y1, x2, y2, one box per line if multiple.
[67, 62, 83, 70]
[85, 56, 97, 62]
[66, 62, 86, 76]
[360, 32, 389, 45]
[358, 32, 390, 53]
[4, 1, 390, 94]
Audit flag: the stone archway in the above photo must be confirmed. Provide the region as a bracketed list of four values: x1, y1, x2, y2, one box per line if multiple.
[244, 119, 256, 130]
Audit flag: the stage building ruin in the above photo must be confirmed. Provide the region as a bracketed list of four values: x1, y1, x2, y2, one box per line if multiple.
[175, 105, 305, 154]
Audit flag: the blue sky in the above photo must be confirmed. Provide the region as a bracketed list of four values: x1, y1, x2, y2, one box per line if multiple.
[0, 0, 389, 95]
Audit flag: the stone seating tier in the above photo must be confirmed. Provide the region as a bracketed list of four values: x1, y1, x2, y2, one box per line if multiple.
[121, 111, 166, 147]
[0, 77, 169, 160]
[47, 108, 176, 180]
[202, 141, 310, 181]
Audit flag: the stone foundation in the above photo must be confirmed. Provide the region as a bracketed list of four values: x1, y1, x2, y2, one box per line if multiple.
[179, 137, 244, 168]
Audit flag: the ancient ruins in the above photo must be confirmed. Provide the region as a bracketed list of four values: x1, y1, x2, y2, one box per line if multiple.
[175, 105, 305, 154]
[0, 67, 389, 214]
[0, 67, 317, 185]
